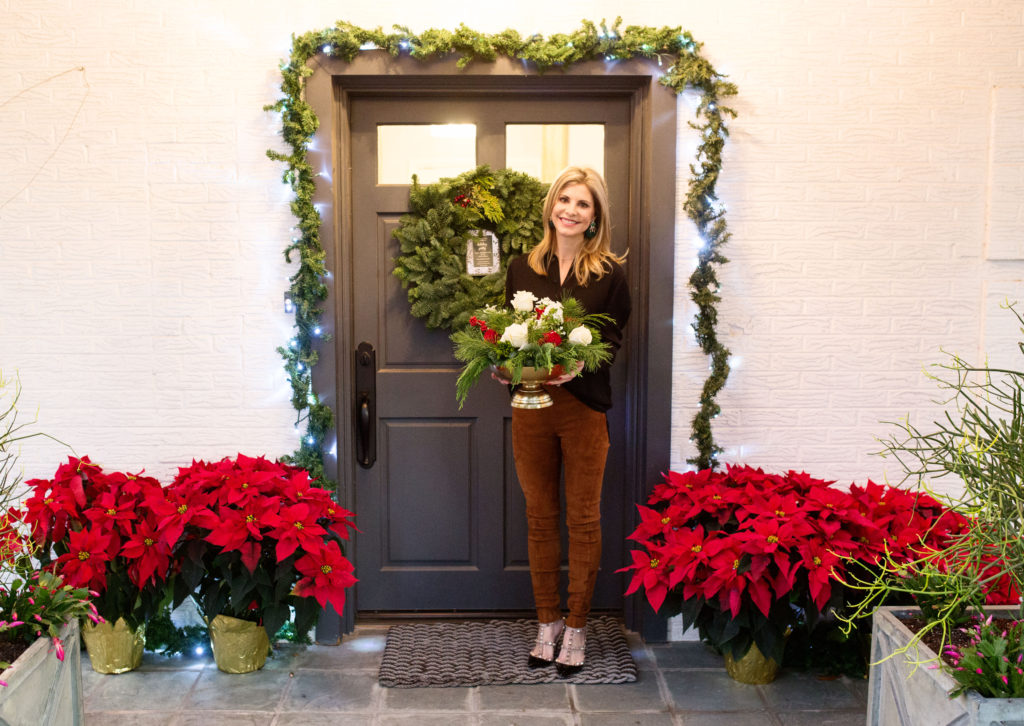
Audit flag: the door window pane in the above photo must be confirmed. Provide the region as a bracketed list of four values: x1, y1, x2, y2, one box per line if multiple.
[377, 124, 476, 184]
[505, 124, 604, 182]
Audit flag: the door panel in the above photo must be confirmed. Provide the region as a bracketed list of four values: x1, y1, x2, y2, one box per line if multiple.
[384, 420, 473, 564]
[350, 93, 631, 612]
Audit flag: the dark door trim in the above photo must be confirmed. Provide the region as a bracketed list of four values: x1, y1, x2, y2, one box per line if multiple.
[302, 54, 676, 642]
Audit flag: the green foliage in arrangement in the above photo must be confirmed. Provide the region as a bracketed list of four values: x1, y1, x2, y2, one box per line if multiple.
[392, 166, 548, 331]
[266, 17, 738, 479]
[451, 294, 613, 408]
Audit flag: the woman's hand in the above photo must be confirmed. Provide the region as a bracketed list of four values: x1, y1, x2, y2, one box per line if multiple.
[547, 361, 585, 386]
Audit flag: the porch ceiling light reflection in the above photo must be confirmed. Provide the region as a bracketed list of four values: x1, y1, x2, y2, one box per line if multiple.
[349, 635, 386, 652]
[429, 124, 475, 139]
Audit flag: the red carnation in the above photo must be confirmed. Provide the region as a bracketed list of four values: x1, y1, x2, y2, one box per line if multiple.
[484, 328, 498, 343]
[541, 331, 562, 346]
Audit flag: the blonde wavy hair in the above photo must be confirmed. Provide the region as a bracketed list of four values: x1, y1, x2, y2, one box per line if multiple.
[526, 166, 626, 286]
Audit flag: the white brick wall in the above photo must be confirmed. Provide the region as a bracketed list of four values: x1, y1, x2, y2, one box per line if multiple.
[1, 0, 1022, 502]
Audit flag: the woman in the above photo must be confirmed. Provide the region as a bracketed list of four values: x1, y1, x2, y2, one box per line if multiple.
[504, 166, 631, 676]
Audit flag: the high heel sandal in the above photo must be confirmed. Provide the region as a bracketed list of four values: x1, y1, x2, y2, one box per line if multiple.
[555, 625, 586, 677]
[528, 618, 564, 669]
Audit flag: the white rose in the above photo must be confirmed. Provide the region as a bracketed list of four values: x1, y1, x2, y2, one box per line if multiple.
[537, 297, 557, 309]
[500, 322, 530, 348]
[542, 302, 564, 323]
[510, 290, 537, 313]
[567, 326, 593, 345]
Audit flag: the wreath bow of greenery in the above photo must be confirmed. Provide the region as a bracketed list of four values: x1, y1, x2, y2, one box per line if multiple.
[267, 18, 737, 485]
[392, 166, 547, 331]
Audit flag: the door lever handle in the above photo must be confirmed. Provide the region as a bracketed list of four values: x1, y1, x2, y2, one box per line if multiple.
[354, 342, 376, 468]
[357, 394, 371, 464]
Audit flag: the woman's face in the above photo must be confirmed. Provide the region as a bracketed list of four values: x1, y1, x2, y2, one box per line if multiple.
[550, 182, 596, 240]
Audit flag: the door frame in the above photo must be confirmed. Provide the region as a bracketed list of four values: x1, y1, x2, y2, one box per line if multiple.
[302, 53, 677, 642]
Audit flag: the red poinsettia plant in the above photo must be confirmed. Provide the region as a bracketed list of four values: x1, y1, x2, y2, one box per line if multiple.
[620, 465, 969, 663]
[165, 454, 356, 640]
[17, 456, 172, 630]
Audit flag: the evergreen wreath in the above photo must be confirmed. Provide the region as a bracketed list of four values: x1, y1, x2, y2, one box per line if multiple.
[266, 18, 737, 486]
[392, 166, 547, 331]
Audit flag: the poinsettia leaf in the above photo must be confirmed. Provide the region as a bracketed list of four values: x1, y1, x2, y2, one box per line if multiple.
[228, 574, 256, 612]
[171, 576, 192, 608]
[677, 594, 705, 630]
[726, 630, 753, 660]
[262, 603, 290, 643]
[752, 623, 786, 664]
[273, 564, 294, 603]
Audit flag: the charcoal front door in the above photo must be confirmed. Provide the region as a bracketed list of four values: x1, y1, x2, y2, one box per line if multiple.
[349, 91, 632, 612]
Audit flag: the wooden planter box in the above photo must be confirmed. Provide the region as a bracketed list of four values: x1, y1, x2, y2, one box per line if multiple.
[868, 606, 1024, 726]
[0, 620, 84, 726]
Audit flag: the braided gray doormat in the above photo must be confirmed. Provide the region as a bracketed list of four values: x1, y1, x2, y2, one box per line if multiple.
[378, 615, 637, 687]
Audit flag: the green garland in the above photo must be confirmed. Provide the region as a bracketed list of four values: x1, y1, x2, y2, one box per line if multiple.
[265, 17, 737, 481]
[392, 166, 547, 331]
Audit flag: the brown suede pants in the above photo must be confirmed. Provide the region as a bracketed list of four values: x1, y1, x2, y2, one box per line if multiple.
[511, 386, 610, 629]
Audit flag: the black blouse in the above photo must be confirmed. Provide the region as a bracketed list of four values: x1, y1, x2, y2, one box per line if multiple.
[504, 254, 631, 412]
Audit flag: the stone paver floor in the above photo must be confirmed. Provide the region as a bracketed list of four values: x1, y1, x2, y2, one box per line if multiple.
[82, 625, 868, 725]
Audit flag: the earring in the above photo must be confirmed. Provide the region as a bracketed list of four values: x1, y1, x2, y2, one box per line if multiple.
[583, 219, 599, 240]
[547, 219, 555, 230]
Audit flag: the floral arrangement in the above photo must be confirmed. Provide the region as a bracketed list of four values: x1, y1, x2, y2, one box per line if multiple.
[0, 514, 99, 679]
[451, 290, 613, 407]
[166, 454, 357, 641]
[620, 465, 967, 663]
[17, 456, 170, 630]
[944, 615, 1024, 698]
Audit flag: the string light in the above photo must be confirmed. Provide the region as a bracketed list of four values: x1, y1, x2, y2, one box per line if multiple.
[321, 45, 331, 54]
[312, 326, 322, 336]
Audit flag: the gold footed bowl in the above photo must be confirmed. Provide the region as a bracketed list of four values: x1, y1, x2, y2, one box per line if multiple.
[723, 641, 781, 684]
[494, 365, 564, 409]
[81, 617, 145, 674]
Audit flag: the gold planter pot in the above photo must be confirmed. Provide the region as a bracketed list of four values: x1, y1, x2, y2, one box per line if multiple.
[208, 614, 270, 674]
[81, 617, 145, 674]
[723, 641, 781, 685]
[494, 365, 565, 409]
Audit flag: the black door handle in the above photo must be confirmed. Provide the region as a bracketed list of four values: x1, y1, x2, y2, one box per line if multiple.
[355, 342, 376, 468]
